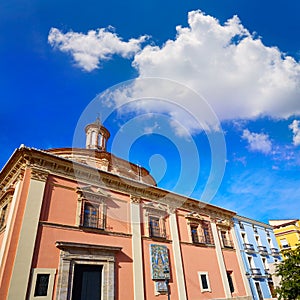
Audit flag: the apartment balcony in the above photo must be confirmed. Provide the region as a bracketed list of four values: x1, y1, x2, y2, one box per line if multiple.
[243, 243, 255, 253]
[257, 245, 268, 256]
[250, 268, 263, 278]
[280, 244, 291, 250]
[270, 248, 280, 256]
[264, 269, 272, 278]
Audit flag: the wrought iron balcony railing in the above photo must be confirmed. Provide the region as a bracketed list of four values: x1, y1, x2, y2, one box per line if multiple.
[192, 234, 214, 245]
[243, 243, 255, 253]
[250, 268, 263, 277]
[149, 226, 167, 239]
[270, 248, 280, 256]
[257, 245, 268, 256]
[222, 238, 234, 248]
[264, 269, 271, 277]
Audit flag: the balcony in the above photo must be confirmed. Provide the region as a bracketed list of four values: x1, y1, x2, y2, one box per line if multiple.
[192, 234, 214, 245]
[222, 238, 234, 248]
[270, 248, 280, 256]
[264, 269, 272, 278]
[149, 226, 167, 239]
[280, 244, 291, 250]
[257, 245, 268, 256]
[243, 243, 255, 253]
[250, 268, 263, 278]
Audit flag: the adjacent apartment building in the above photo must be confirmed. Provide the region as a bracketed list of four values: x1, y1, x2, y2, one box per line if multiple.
[269, 219, 300, 254]
[0, 119, 251, 299]
[233, 216, 282, 300]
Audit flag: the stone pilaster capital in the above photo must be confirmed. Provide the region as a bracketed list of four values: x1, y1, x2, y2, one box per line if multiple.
[130, 195, 141, 204]
[168, 206, 177, 214]
[31, 168, 49, 182]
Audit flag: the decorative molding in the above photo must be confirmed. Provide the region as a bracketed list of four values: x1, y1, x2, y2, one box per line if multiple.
[40, 221, 132, 238]
[0, 160, 25, 198]
[0, 188, 14, 206]
[168, 206, 177, 214]
[31, 168, 49, 182]
[143, 202, 168, 217]
[55, 241, 121, 300]
[185, 212, 204, 223]
[0, 147, 236, 221]
[76, 186, 109, 203]
[130, 195, 141, 204]
[212, 218, 234, 228]
[56, 241, 122, 253]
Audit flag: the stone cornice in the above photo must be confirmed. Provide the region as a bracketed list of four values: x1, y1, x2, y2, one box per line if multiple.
[235, 215, 273, 229]
[143, 202, 168, 216]
[56, 241, 122, 253]
[31, 167, 49, 182]
[0, 187, 14, 206]
[0, 147, 237, 220]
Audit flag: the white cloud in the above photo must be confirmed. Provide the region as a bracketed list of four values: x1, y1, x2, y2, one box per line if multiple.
[50, 10, 300, 132]
[131, 10, 300, 122]
[242, 129, 272, 154]
[48, 27, 148, 71]
[144, 122, 160, 134]
[289, 120, 300, 146]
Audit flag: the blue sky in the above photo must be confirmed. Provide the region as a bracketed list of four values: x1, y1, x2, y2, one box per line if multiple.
[1, 0, 300, 222]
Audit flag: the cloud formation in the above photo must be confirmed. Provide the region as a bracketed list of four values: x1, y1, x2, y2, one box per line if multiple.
[131, 11, 300, 121]
[49, 10, 300, 129]
[242, 129, 272, 154]
[48, 27, 147, 71]
[289, 120, 300, 146]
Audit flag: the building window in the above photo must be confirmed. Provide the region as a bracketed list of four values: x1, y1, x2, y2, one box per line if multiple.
[34, 274, 50, 296]
[77, 187, 107, 230]
[29, 268, 56, 300]
[280, 238, 290, 249]
[149, 215, 166, 238]
[191, 225, 199, 243]
[239, 221, 245, 230]
[220, 230, 233, 248]
[0, 204, 8, 228]
[81, 201, 105, 230]
[144, 202, 168, 239]
[253, 225, 258, 234]
[202, 221, 213, 244]
[227, 271, 235, 293]
[189, 220, 214, 245]
[198, 272, 211, 292]
[255, 282, 264, 300]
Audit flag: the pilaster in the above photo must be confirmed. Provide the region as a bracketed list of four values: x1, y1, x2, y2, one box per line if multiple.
[231, 226, 252, 297]
[130, 195, 145, 300]
[7, 168, 48, 300]
[211, 220, 232, 298]
[168, 207, 187, 300]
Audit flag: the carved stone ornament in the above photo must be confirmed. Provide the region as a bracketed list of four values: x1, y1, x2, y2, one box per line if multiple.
[31, 168, 49, 182]
[214, 218, 233, 228]
[167, 205, 177, 214]
[130, 195, 141, 204]
[185, 211, 204, 222]
[143, 202, 168, 217]
[76, 186, 107, 203]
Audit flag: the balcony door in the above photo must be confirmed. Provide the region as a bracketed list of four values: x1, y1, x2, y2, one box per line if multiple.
[72, 264, 102, 300]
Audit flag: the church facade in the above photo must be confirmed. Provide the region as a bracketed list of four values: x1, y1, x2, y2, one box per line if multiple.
[0, 119, 257, 299]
